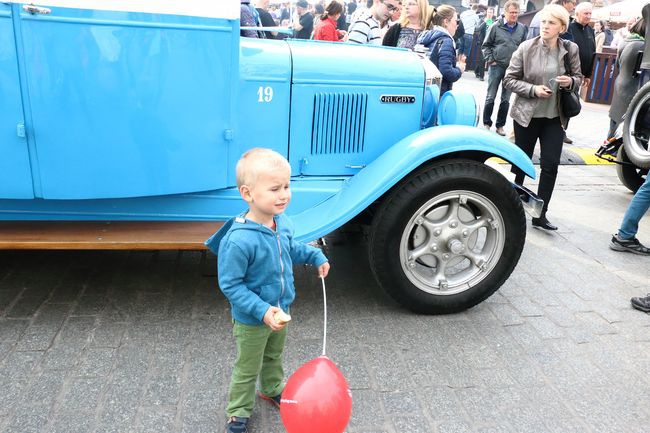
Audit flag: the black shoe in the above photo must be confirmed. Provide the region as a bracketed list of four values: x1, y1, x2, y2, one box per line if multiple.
[631, 294, 650, 312]
[610, 234, 650, 255]
[563, 135, 573, 144]
[531, 217, 558, 231]
[226, 416, 249, 433]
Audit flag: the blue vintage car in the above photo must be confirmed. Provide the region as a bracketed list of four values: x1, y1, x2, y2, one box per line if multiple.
[0, 0, 541, 314]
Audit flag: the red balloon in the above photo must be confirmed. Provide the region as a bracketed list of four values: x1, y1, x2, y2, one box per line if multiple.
[280, 356, 352, 433]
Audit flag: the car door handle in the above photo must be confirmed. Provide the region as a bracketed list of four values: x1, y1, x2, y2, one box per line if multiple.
[22, 4, 51, 14]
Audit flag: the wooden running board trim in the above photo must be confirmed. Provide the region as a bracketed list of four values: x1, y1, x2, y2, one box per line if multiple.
[0, 221, 224, 250]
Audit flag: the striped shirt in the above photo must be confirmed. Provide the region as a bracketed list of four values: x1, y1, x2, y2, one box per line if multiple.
[347, 10, 381, 45]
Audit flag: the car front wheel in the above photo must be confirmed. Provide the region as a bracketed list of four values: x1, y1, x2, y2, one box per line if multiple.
[369, 160, 526, 314]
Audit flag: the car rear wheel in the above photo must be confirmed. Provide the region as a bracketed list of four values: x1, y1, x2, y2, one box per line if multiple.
[369, 160, 526, 314]
[616, 145, 648, 193]
[623, 81, 650, 169]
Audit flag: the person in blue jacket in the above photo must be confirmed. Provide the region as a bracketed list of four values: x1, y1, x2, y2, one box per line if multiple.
[418, 5, 465, 96]
[205, 148, 330, 433]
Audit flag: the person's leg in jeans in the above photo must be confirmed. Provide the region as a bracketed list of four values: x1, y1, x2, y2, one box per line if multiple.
[495, 77, 513, 129]
[618, 173, 650, 240]
[511, 119, 541, 186]
[463, 34, 473, 60]
[536, 117, 564, 217]
[483, 64, 503, 127]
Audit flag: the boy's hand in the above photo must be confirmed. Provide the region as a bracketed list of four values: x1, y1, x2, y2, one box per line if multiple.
[318, 262, 330, 278]
[263, 306, 286, 331]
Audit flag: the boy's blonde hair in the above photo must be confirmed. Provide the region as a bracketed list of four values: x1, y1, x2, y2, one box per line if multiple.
[236, 148, 291, 188]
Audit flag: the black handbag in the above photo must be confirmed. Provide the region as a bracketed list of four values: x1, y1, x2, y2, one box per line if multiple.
[560, 41, 581, 118]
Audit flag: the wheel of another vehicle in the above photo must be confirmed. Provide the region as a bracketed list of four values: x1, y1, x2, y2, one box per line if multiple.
[623, 81, 650, 169]
[616, 145, 649, 193]
[369, 160, 526, 314]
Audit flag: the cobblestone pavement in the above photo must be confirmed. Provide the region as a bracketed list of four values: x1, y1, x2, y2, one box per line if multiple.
[1, 165, 649, 433]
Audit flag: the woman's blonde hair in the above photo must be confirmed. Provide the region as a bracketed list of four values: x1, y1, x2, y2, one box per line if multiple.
[429, 4, 456, 28]
[539, 4, 570, 33]
[399, 0, 431, 30]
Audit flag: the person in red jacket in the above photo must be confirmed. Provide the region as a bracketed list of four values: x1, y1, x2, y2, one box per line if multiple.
[314, 1, 347, 42]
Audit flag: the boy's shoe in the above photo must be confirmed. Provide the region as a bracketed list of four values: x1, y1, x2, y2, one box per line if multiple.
[257, 390, 281, 409]
[631, 294, 650, 313]
[226, 416, 248, 433]
[495, 127, 506, 136]
[610, 234, 650, 255]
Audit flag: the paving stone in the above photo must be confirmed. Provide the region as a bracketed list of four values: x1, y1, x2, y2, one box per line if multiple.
[15, 324, 60, 351]
[57, 316, 96, 346]
[59, 377, 104, 411]
[526, 316, 566, 339]
[0, 351, 43, 379]
[3, 405, 50, 433]
[143, 373, 182, 406]
[89, 321, 126, 348]
[47, 410, 95, 433]
[419, 387, 466, 422]
[380, 390, 422, 415]
[391, 414, 432, 433]
[76, 347, 115, 377]
[0, 378, 28, 416]
[347, 389, 384, 429]
[509, 296, 544, 317]
[40, 345, 82, 371]
[0, 319, 29, 342]
[72, 295, 107, 316]
[487, 303, 524, 326]
[136, 407, 176, 433]
[0, 288, 22, 316]
[21, 371, 66, 407]
[6, 295, 50, 319]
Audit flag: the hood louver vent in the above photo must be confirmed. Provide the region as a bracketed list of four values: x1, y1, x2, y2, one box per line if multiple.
[311, 93, 367, 155]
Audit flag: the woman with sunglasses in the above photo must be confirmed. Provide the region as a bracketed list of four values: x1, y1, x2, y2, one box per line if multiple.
[417, 5, 465, 95]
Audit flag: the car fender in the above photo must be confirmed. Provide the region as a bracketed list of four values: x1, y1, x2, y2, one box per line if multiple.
[292, 125, 535, 242]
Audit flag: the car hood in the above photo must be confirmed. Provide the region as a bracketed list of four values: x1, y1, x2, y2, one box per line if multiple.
[287, 39, 424, 88]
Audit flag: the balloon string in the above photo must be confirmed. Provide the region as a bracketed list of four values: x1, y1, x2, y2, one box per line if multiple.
[321, 276, 327, 357]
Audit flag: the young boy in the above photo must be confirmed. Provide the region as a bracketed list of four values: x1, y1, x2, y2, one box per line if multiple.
[205, 148, 330, 433]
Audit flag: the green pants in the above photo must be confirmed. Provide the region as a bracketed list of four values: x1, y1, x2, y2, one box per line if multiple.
[226, 321, 287, 418]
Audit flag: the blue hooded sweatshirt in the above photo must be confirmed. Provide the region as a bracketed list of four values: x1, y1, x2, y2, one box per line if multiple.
[205, 213, 328, 326]
[418, 28, 461, 96]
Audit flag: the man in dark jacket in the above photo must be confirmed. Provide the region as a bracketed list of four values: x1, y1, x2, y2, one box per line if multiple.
[481, 0, 527, 136]
[568, 2, 596, 88]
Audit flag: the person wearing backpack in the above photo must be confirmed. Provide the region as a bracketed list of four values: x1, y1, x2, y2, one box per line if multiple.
[417, 5, 465, 96]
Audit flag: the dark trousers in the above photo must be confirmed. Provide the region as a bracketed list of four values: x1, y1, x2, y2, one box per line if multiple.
[511, 117, 564, 217]
[482, 64, 511, 128]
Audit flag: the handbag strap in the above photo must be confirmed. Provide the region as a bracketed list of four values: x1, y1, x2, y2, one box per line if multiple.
[562, 40, 575, 89]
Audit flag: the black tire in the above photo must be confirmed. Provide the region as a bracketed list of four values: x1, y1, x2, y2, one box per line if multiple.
[623, 81, 650, 169]
[369, 160, 526, 314]
[616, 145, 649, 193]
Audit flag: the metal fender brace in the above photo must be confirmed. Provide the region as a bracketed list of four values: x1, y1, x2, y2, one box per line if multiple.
[513, 184, 543, 218]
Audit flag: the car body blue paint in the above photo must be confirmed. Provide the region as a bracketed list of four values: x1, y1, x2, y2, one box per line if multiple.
[0, 4, 33, 198]
[291, 125, 536, 242]
[0, 2, 536, 243]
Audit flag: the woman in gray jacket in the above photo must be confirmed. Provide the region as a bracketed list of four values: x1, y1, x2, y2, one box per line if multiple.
[504, 4, 582, 231]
